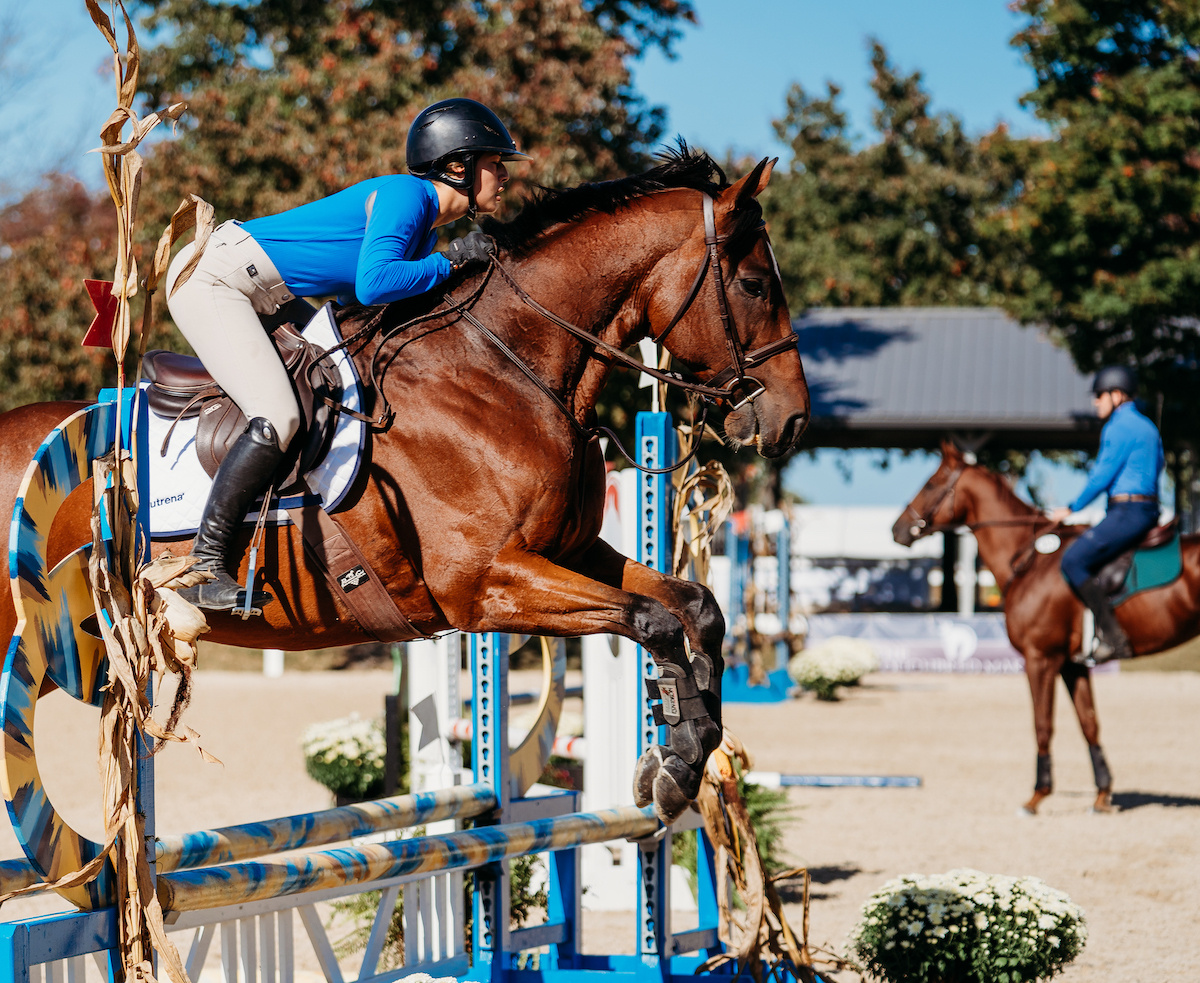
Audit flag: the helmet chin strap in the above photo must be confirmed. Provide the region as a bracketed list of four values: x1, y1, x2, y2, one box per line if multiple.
[462, 155, 479, 220]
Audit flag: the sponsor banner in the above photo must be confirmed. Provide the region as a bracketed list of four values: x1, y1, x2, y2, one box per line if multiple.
[806, 612, 1119, 674]
[806, 612, 1024, 673]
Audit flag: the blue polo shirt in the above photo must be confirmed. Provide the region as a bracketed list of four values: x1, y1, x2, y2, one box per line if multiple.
[1070, 401, 1164, 512]
[242, 174, 454, 305]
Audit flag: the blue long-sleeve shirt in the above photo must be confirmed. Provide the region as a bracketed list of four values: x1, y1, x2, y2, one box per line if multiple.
[1070, 401, 1164, 512]
[241, 175, 454, 305]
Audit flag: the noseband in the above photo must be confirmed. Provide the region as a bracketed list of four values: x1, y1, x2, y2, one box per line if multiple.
[475, 193, 799, 414]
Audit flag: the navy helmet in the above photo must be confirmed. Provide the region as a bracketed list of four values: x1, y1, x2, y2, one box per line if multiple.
[406, 98, 529, 216]
[1092, 365, 1137, 396]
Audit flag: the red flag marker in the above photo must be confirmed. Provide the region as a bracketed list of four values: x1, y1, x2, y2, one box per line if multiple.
[81, 279, 120, 348]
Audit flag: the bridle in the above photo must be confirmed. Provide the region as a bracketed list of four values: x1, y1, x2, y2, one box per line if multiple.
[321, 191, 799, 473]
[902, 461, 1066, 589]
[902, 465, 965, 539]
[463, 192, 799, 413]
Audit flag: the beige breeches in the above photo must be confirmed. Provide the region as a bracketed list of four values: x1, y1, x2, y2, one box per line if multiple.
[165, 221, 301, 448]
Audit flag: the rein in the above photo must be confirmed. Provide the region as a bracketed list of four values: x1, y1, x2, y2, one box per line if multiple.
[457, 192, 797, 473]
[316, 191, 798, 475]
[486, 194, 799, 411]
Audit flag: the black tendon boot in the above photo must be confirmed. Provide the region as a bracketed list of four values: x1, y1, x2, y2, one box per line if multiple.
[1072, 577, 1133, 664]
[178, 418, 283, 613]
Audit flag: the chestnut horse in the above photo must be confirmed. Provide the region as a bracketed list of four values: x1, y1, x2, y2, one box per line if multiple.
[0, 149, 809, 824]
[893, 441, 1200, 814]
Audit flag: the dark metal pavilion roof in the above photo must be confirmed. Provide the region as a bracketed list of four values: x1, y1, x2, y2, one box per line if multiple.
[792, 307, 1100, 450]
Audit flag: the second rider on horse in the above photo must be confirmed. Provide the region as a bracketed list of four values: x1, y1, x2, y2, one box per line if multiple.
[164, 98, 529, 613]
[1050, 365, 1164, 665]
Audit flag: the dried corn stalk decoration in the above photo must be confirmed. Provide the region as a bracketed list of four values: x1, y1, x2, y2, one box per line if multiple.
[80, 1, 217, 980]
[90, 456, 213, 983]
[670, 455, 735, 586]
[664, 426, 819, 979]
[694, 732, 844, 983]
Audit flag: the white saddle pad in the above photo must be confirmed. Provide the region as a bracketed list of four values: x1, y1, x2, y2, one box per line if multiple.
[146, 303, 366, 538]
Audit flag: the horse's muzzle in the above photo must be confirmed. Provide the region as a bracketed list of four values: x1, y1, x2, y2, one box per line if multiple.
[726, 401, 808, 458]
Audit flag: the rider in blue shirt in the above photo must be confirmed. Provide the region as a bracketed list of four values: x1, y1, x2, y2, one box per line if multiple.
[165, 98, 529, 613]
[1051, 366, 1164, 664]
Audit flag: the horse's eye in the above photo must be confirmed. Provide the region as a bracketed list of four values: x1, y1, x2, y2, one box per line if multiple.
[739, 278, 765, 298]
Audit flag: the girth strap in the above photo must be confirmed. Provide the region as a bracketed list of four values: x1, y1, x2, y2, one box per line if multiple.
[286, 502, 424, 643]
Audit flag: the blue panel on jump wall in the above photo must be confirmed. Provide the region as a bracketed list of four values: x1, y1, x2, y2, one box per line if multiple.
[722, 664, 793, 703]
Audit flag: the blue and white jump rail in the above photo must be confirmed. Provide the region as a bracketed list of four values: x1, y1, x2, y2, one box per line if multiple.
[0, 410, 776, 983]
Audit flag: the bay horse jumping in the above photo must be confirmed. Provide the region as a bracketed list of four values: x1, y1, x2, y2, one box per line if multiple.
[893, 441, 1200, 814]
[0, 149, 809, 824]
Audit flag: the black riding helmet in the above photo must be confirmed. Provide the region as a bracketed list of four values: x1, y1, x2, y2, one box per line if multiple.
[1092, 365, 1137, 396]
[406, 98, 529, 218]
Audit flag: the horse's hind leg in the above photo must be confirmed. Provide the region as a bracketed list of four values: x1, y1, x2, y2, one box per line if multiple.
[1061, 661, 1114, 812]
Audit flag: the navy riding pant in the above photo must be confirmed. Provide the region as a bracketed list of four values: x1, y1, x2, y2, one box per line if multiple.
[1060, 501, 1160, 591]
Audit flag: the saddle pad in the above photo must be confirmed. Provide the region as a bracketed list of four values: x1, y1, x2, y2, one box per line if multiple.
[146, 303, 366, 538]
[1114, 531, 1183, 606]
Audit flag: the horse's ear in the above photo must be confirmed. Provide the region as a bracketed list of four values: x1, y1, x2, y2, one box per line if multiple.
[723, 157, 777, 207]
[940, 438, 961, 461]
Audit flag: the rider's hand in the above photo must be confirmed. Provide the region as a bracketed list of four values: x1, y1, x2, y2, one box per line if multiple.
[444, 232, 495, 271]
[1049, 507, 1072, 524]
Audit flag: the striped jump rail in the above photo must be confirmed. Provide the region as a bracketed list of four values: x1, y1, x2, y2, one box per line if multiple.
[158, 804, 660, 912]
[0, 783, 497, 896]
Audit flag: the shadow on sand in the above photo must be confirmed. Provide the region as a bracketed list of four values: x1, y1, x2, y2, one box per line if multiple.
[1111, 790, 1200, 811]
[777, 862, 863, 903]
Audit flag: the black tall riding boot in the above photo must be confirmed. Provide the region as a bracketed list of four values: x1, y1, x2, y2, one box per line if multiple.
[1073, 577, 1133, 664]
[178, 417, 284, 613]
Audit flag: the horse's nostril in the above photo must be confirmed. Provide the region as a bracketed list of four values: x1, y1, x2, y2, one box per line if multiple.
[788, 412, 809, 443]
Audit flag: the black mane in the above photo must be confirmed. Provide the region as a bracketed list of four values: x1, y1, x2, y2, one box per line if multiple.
[482, 143, 733, 255]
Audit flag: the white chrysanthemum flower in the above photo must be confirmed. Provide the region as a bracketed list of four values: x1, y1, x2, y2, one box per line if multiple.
[787, 636, 879, 687]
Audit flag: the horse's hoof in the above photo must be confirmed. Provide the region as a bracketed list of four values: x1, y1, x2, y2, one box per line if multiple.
[1091, 791, 1115, 814]
[649, 752, 703, 824]
[633, 746, 667, 808]
[650, 764, 693, 825]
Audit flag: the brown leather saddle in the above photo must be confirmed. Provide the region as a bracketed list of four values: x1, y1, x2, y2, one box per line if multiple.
[142, 301, 344, 495]
[1095, 519, 1178, 595]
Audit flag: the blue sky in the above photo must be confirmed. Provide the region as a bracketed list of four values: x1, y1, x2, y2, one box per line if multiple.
[2, 0, 1092, 508]
[632, 0, 1047, 160]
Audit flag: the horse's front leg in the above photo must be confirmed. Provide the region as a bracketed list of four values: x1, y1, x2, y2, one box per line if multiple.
[1022, 650, 1059, 815]
[567, 539, 727, 822]
[442, 545, 721, 823]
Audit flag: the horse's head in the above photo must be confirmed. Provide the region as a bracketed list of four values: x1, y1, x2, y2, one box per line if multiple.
[646, 158, 809, 459]
[893, 440, 975, 546]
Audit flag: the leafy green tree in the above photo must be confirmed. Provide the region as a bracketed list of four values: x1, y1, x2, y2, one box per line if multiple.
[134, 0, 695, 229]
[762, 42, 1022, 312]
[0, 1, 698, 406]
[998, 0, 1200, 462]
[0, 178, 123, 410]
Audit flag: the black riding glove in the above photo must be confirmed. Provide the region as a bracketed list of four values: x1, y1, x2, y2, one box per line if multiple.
[444, 232, 495, 271]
